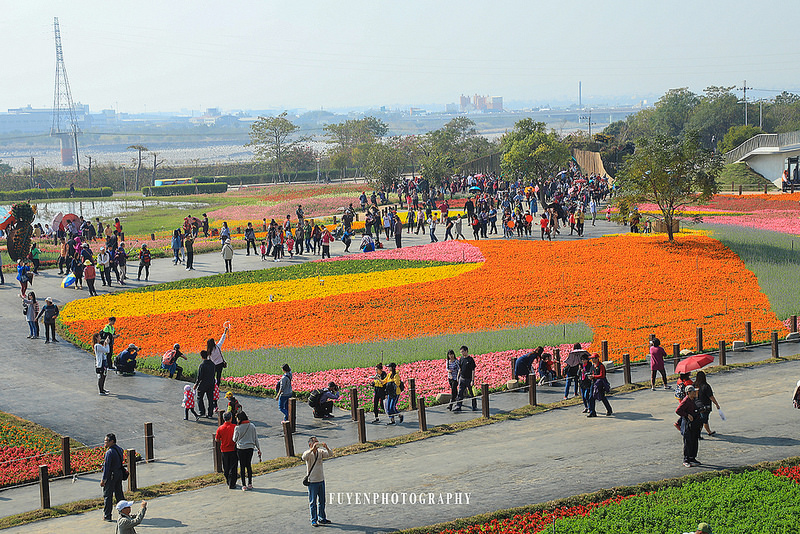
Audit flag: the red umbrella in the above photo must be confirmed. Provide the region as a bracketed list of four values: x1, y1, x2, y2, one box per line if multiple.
[675, 354, 715, 374]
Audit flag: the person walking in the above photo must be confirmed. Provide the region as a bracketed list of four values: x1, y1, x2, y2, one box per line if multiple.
[233, 412, 261, 491]
[428, 215, 438, 242]
[208, 324, 229, 385]
[694, 371, 721, 437]
[20, 291, 39, 339]
[275, 364, 293, 422]
[370, 363, 387, 423]
[579, 353, 593, 413]
[563, 342, 586, 400]
[84, 260, 98, 296]
[215, 412, 239, 489]
[136, 244, 151, 281]
[100, 433, 126, 522]
[115, 500, 147, 534]
[381, 362, 404, 424]
[302, 436, 333, 527]
[321, 227, 334, 259]
[36, 297, 59, 343]
[676, 385, 702, 467]
[194, 350, 216, 418]
[184, 232, 195, 270]
[171, 229, 182, 265]
[16, 259, 31, 295]
[454, 345, 477, 412]
[446, 350, 460, 411]
[394, 215, 403, 248]
[101, 317, 119, 369]
[117, 244, 128, 281]
[587, 354, 612, 417]
[94, 332, 111, 395]
[649, 338, 670, 390]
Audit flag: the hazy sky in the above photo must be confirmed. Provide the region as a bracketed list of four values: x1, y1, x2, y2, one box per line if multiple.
[2, 0, 799, 113]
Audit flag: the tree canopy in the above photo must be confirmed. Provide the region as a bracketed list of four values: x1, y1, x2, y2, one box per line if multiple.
[500, 119, 570, 182]
[246, 112, 306, 181]
[617, 131, 722, 241]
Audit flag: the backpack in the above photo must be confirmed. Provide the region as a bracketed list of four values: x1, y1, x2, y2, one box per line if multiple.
[308, 389, 323, 408]
[398, 380, 405, 392]
[22, 301, 28, 316]
[674, 381, 687, 400]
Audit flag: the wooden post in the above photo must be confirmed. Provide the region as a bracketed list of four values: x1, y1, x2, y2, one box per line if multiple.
[150, 233, 155, 241]
[409, 378, 417, 410]
[527, 373, 537, 406]
[144, 422, 154, 463]
[791, 315, 798, 333]
[349, 387, 358, 421]
[217, 411, 224, 427]
[672, 343, 680, 372]
[718, 340, 727, 366]
[213, 435, 222, 473]
[554, 349, 561, 377]
[601, 340, 609, 362]
[745, 321, 752, 345]
[696, 327, 703, 352]
[738, 185, 743, 196]
[772, 331, 780, 358]
[510, 357, 517, 379]
[126, 449, 137, 492]
[38, 465, 50, 509]
[282, 421, 295, 456]
[418, 396, 427, 432]
[61, 436, 70, 476]
[622, 353, 631, 384]
[357, 408, 367, 444]
[289, 398, 297, 433]
[481, 384, 490, 418]
[764, 183, 768, 194]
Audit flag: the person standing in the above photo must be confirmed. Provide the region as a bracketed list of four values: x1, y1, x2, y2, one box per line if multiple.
[453, 345, 477, 412]
[16, 259, 31, 295]
[20, 291, 40, 339]
[221, 239, 234, 273]
[136, 244, 151, 281]
[36, 297, 59, 343]
[563, 343, 586, 400]
[202, 213, 210, 237]
[446, 350, 460, 411]
[302, 436, 333, 527]
[587, 354, 612, 417]
[29, 242, 41, 273]
[171, 229, 182, 265]
[676, 385, 702, 467]
[370, 363, 387, 423]
[100, 433, 126, 522]
[589, 198, 597, 226]
[115, 500, 147, 534]
[208, 324, 229, 385]
[381, 362, 404, 424]
[101, 317, 119, 369]
[694, 371, 721, 437]
[117, 244, 128, 281]
[98, 246, 113, 287]
[394, 215, 403, 248]
[428, 215, 438, 242]
[244, 222, 257, 256]
[649, 338, 670, 390]
[84, 260, 98, 296]
[233, 412, 261, 491]
[94, 332, 110, 395]
[321, 227, 334, 259]
[579, 353, 594, 413]
[215, 412, 239, 489]
[275, 364, 293, 422]
[184, 232, 194, 271]
[194, 350, 216, 418]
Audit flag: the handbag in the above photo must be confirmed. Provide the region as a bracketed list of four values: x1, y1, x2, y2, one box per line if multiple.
[115, 448, 129, 480]
[303, 451, 318, 487]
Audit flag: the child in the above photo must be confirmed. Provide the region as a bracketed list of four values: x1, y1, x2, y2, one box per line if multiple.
[213, 382, 221, 413]
[260, 240, 267, 261]
[183, 385, 199, 421]
[224, 391, 243, 422]
[605, 206, 612, 222]
[286, 232, 295, 258]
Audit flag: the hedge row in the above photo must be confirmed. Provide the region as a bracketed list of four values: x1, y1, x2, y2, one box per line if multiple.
[193, 170, 342, 185]
[141, 183, 228, 196]
[0, 187, 113, 201]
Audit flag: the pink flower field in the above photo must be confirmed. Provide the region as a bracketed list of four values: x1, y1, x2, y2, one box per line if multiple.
[207, 196, 357, 226]
[320, 240, 485, 263]
[700, 210, 800, 234]
[223, 343, 587, 411]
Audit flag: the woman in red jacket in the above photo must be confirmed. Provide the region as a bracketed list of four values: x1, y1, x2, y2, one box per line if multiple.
[587, 354, 613, 417]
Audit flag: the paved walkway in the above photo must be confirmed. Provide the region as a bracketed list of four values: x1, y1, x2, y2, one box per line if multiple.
[6, 356, 800, 533]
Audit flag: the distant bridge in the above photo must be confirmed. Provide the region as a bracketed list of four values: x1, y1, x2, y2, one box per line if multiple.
[724, 131, 800, 184]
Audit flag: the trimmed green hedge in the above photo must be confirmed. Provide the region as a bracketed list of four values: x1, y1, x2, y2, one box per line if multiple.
[141, 183, 228, 196]
[0, 187, 113, 201]
[193, 170, 341, 185]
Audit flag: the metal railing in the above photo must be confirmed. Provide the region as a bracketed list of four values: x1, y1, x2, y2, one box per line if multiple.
[723, 129, 800, 164]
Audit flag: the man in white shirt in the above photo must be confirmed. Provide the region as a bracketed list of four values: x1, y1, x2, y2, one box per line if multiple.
[302, 436, 333, 527]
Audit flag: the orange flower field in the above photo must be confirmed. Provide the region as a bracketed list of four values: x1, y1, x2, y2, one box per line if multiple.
[59, 235, 784, 361]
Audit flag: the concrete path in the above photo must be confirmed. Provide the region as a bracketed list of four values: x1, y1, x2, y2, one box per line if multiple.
[6, 356, 800, 533]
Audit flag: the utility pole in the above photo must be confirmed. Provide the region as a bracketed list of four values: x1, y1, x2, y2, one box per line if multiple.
[85, 155, 92, 188]
[579, 110, 596, 138]
[740, 80, 753, 126]
[29, 157, 35, 189]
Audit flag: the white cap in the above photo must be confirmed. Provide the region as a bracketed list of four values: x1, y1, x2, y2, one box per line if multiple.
[116, 500, 135, 511]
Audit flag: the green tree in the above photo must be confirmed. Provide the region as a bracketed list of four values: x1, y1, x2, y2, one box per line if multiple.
[323, 116, 388, 179]
[246, 112, 306, 182]
[363, 139, 406, 189]
[686, 86, 740, 148]
[650, 88, 699, 137]
[500, 120, 570, 182]
[764, 92, 800, 133]
[618, 131, 722, 241]
[0, 159, 12, 176]
[719, 124, 765, 153]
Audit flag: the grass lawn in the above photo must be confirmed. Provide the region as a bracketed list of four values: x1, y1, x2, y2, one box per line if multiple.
[136, 322, 592, 378]
[700, 223, 800, 319]
[717, 162, 775, 189]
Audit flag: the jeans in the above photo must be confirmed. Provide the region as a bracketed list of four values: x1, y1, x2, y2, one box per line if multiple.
[279, 395, 290, 421]
[430, 228, 438, 242]
[455, 378, 477, 410]
[308, 480, 327, 524]
[580, 386, 592, 410]
[173, 249, 180, 263]
[246, 239, 257, 255]
[222, 450, 238, 488]
[27, 321, 37, 337]
[386, 394, 399, 416]
[564, 375, 579, 398]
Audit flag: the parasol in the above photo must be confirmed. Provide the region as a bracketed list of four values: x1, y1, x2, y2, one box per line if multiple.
[0, 208, 14, 231]
[51, 212, 64, 231]
[675, 354, 715, 374]
[61, 274, 76, 288]
[469, 186, 482, 193]
[60, 213, 80, 231]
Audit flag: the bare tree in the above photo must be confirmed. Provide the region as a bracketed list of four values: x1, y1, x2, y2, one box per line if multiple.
[128, 145, 148, 189]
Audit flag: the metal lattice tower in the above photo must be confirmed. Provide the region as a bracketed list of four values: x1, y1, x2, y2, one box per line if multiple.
[51, 17, 80, 169]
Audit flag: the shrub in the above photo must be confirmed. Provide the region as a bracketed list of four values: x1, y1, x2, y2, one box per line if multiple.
[141, 183, 228, 196]
[0, 187, 113, 201]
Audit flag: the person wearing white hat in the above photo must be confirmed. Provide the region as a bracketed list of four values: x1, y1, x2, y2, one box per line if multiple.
[116, 499, 147, 533]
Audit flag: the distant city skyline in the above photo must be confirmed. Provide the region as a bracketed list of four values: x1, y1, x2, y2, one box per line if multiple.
[2, 1, 799, 114]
